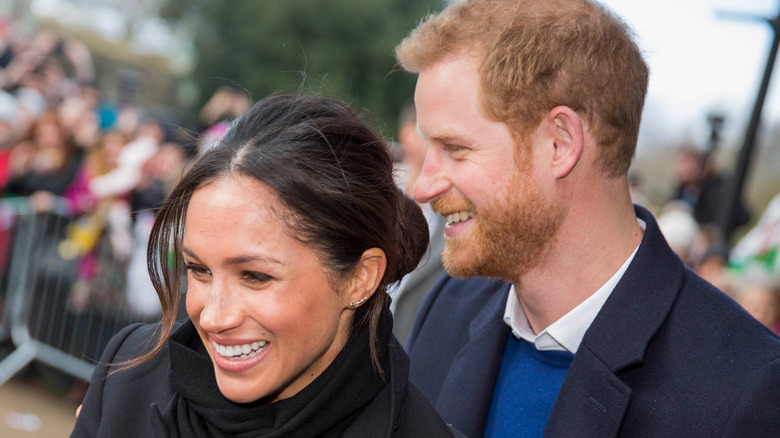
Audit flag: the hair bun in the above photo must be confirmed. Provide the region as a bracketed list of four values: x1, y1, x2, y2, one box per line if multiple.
[392, 189, 430, 282]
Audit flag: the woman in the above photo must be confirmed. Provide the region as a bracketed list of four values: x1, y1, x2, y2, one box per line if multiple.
[60, 130, 131, 317]
[4, 109, 82, 206]
[71, 95, 458, 437]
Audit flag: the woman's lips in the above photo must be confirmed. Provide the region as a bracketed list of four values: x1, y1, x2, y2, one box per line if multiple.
[210, 340, 270, 373]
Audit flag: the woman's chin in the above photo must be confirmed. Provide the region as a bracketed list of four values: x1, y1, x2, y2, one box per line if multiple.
[215, 377, 271, 404]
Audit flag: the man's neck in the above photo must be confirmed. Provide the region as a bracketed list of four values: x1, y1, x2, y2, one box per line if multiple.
[513, 201, 643, 334]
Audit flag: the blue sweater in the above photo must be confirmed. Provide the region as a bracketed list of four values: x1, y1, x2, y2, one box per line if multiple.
[484, 336, 574, 437]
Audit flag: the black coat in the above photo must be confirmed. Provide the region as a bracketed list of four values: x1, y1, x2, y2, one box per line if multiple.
[71, 322, 458, 437]
[407, 205, 780, 438]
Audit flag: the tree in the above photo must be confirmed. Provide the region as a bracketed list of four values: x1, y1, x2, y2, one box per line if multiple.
[162, 0, 443, 137]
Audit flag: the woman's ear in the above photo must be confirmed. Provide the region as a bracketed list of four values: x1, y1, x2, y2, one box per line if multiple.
[546, 106, 584, 179]
[345, 248, 387, 309]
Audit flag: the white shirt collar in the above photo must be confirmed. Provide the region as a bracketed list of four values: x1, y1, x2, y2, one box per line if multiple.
[503, 219, 646, 353]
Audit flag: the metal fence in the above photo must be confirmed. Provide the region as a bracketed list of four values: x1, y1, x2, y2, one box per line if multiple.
[0, 197, 152, 384]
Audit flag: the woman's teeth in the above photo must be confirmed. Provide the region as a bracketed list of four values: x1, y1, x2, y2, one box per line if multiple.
[445, 211, 476, 225]
[214, 341, 268, 360]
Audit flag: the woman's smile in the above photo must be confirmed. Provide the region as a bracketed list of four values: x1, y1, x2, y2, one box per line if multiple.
[210, 339, 272, 373]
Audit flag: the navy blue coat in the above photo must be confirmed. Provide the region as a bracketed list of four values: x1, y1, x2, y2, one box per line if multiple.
[407, 206, 780, 438]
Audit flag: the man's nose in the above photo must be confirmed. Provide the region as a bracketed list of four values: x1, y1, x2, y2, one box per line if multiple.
[413, 151, 450, 204]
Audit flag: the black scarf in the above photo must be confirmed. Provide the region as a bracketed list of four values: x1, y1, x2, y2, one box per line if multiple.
[151, 317, 390, 438]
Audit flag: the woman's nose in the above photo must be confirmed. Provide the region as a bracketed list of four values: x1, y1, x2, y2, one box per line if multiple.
[196, 279, 243, 333]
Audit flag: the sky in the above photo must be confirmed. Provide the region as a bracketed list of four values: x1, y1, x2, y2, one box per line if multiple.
[598, 0, 779, 151]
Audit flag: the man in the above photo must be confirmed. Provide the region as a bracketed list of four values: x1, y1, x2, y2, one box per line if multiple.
[673, 147, 751, 229]
[395, 0, 780, 437]
[390, 101, 447, 345]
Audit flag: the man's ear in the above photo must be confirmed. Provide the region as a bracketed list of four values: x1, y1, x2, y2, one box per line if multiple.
[546, 106, 584, 179]
[345, 248, 387, 309]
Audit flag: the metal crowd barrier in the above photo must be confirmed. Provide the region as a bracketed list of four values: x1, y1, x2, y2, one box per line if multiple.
[0, 197, 148, 384]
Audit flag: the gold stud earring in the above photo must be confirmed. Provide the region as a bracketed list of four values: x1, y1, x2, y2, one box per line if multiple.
[347, 296, 369, 308]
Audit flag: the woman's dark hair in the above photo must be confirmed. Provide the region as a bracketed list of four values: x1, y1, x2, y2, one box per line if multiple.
[133, 94, 429, 372]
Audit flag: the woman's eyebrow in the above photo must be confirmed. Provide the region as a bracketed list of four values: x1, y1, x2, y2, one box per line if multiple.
[181, 247, 200, 261]
[182, 246, 282, 266]
[224, 255, 283, 266]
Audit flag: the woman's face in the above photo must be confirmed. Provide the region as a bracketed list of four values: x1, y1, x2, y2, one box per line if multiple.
[35, 119, 64, 149]
[100, 132, 125, 169]
[182, 176, 355, 403]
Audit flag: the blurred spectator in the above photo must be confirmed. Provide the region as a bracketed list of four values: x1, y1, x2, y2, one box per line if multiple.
[0, 17, 12, 67]
[657, 201, 700, 264]
[695, 241, 733, 296]
[130, 141, 187, 215]
[389, 101, 446, 346]
[0, 89, 19, 147]
[657, 200, 740, 294]
[0, 28, 93, 95]
[126, 141, 187, 320]
[198, 85, 250, 128]
[4, 110, 82, 211]
[673, 147, 750, 229]
[734, 272, 780, 334]
[196, 86, 250, 156]
[88, 117, 163, 199]
[60, 130, 130, 311]
[63, 130, 128, 215]
[58, 83, 102, 152]
[396, 101, 426, 196]
[60, 38, 95, 85]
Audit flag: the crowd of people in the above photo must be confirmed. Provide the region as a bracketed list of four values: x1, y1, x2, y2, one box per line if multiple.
[0, 21, 195, 325]
[640, 146, 780, 334]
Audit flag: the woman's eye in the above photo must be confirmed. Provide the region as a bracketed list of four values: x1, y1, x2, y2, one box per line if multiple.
[184, 263, 210, 278]
[241, 271, 273, 284]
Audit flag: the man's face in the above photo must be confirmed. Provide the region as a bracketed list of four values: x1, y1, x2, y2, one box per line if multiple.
[414, 53, 564, 282]
[675, 151, 702, 186]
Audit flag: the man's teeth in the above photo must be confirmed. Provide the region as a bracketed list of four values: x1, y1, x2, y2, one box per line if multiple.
[445, 211, 476, 225]
[213, 341, 268, 360]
